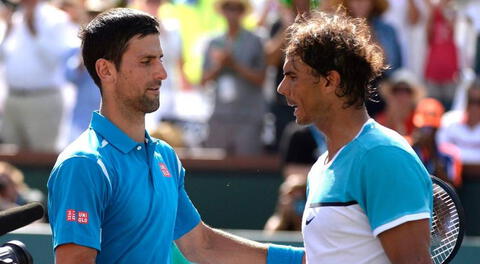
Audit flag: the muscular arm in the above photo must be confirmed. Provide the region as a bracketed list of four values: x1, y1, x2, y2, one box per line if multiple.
[55, 244, 97, 264]
[176, 221, 267, 263]
[379, 219, 432, 264]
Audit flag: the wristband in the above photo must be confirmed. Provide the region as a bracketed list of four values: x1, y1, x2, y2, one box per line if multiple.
[267, 244, 304, 264]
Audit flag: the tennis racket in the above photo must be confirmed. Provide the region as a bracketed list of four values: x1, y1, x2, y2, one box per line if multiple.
[430, 175, 465, 264]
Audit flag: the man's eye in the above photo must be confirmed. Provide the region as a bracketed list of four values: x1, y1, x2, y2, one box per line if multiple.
[141, 60, 150, 65]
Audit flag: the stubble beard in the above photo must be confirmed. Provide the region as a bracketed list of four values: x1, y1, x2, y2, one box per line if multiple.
[140, 93, 160, 113]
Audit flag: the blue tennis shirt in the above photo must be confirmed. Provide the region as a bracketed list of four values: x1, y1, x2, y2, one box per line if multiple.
[302, 119, 432, 263]
[48, 111, 201, 263]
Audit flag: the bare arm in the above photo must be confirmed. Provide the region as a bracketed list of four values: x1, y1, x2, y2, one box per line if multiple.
[378, 219, 432, 264]
[55, 244, 97, 264]
[176, 221, 268, 263]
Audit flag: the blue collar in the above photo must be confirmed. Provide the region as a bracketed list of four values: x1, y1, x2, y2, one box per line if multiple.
[90, 111, 152, 154]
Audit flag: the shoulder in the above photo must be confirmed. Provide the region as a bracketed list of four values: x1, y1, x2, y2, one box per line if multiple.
[55, 130, 103, 166]
[352, 121, 423, 170]
[152, 138, 181, 164]
[356, 121, 414, 154]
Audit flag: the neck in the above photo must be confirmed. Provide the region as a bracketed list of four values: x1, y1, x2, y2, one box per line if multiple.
[227, 24, 240, 37]
[315, 107, 370, 161]
[99, 102, 146, 143]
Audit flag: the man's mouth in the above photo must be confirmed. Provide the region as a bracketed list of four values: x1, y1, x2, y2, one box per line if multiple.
[287, 100, 297, 108]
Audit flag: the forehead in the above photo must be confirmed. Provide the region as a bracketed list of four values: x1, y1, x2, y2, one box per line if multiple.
[124, 34, 163, 56]
[283, 56, 311, 73]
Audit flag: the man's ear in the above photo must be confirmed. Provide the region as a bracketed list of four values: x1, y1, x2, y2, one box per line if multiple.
[324, 70, 341, 92]
[96, 58, 116, 85]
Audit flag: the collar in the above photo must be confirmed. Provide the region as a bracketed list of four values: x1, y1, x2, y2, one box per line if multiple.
[90, 111, 151, 154]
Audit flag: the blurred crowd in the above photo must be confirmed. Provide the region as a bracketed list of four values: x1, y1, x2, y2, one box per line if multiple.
[0, 0, 479, 233]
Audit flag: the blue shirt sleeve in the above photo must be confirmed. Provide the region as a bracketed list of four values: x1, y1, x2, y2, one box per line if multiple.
[48, 157, 111, 251]
[352, 146, 432, 236]
[172, 157, 201, 240]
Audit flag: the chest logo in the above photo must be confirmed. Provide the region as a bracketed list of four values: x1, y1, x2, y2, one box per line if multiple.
[306, 216, 315, 225]
[159, 163, 171, 177]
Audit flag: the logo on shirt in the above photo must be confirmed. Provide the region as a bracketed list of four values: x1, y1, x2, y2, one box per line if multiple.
[66, 209, 76, 222]
[159, 163, 171, 177]
[306, 216, 315, 225]
[65, 209, 89, 224]
[78, 211, 89, 224]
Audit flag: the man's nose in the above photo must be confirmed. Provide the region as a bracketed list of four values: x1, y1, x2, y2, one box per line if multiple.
[154, 61, 167, 81]
[277, 78, 287, 95]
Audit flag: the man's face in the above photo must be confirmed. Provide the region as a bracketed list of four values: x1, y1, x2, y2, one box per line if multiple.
[221, 2, 245, 25]
[114, 34, 167, 114]
[277, 56, 331, 125]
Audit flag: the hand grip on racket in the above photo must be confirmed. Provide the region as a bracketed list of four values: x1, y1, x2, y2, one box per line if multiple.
[430, 175, 465, 264]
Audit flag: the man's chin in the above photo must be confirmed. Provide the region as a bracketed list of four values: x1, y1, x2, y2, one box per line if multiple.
[145, 105, 160, 113]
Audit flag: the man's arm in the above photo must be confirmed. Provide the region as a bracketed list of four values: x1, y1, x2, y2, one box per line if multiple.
[176, 221, 305, 264]
[176, 221, 267, 263]
[378, 219, 432, 264]
[55, 244, 97, 264]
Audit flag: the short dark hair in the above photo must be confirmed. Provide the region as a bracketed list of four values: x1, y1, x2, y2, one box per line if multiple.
[285, 10, 386, 108]
[79, 8, 160, 92]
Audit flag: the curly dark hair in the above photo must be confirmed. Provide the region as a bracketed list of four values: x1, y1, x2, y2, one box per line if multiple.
[285, 10, 386, 108]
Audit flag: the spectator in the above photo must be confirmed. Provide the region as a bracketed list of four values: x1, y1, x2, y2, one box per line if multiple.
[264, 173, 306, 232]
[438, 77, 480, 168]
[423, 0, 459, 110]
[0, 0, 76, 152]
[437, 77, 480, 235]
[201, 0, 266, 155]
[375, 69, 425, 140]
[411, 98, 462, 186]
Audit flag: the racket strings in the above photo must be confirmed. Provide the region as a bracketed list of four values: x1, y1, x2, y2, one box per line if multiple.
[430, 184, 460, 264]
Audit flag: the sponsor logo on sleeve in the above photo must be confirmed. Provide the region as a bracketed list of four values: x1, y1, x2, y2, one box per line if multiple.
[159, 163, 171, 177]
[78, 211, 89, 224]
[66, 209, 76, 222]
[66, 209, 89, 224]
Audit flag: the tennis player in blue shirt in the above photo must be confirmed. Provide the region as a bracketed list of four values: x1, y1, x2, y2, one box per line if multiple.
[277, 10, 432, 264]
[48, 7, 304, 264]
